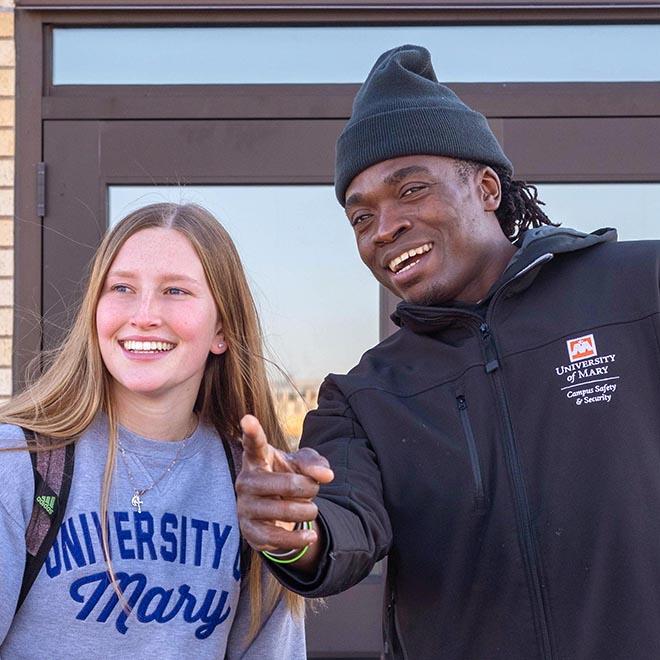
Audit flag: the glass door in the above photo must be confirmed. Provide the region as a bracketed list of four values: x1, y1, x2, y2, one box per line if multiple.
[42, 117, 384, 658]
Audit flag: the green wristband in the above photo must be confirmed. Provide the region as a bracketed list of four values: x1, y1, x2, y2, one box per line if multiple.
[262, 521, 313, 565]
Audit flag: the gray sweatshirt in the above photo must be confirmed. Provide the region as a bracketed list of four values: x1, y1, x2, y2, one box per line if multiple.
[0, 417, 305, 659]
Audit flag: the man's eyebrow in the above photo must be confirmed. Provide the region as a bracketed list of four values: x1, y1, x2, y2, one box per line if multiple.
[344, 192, 365, 210]
[344, 165, 434, 209]
[384, 166, 433, 186]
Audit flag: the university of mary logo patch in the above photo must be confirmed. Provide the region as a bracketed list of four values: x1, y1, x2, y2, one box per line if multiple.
[567, 334, 597, 363]
[554, 331, 621, 407]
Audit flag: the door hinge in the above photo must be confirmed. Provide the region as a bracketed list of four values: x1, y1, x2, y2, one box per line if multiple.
[37, 162, 46, 218]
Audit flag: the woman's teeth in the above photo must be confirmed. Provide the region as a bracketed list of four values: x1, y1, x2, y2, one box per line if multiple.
[122, 340, 175, 353]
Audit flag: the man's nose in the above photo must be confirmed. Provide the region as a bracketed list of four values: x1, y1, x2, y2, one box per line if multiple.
[130, 293, 162, 328]
[373, 203, 411, 244]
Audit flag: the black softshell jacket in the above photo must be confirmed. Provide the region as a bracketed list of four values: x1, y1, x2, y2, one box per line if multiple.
[276, 228, 660, 659]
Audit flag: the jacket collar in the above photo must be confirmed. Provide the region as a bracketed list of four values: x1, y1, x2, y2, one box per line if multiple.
[392, 226, 617, 331]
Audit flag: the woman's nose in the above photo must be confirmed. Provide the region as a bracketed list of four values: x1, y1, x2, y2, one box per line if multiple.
[129, 293, 162, 328]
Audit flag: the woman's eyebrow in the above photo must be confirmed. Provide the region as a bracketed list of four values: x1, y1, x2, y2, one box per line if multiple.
[105, 269, 136, 279]
[159, 272, 201, 284]
[106, 269, 201, 285]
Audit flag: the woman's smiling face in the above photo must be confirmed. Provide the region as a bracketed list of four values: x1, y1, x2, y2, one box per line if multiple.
[96, 227, 227, 404]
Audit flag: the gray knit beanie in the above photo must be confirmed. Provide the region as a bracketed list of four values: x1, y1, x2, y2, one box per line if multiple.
[335, 44, 513, 205]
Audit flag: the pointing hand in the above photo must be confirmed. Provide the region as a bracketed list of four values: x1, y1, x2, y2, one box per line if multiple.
[236, 415, 334, 569]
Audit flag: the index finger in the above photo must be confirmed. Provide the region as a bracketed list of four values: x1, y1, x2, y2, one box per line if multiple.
[240, 414, 273, 468]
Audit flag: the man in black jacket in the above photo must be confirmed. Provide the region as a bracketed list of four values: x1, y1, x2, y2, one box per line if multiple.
[237, 45, 660, 659]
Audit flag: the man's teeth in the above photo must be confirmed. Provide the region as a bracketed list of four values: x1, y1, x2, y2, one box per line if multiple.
[398, 259, 421, 274]
[388, 243, 432, 273]
[122, 340, 175, 352]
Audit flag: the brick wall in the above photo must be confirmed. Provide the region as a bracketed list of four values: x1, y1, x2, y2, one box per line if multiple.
[0, 8, 12, 400]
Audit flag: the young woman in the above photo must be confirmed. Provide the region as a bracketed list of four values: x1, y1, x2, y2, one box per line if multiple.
[0, 203, 305, 658]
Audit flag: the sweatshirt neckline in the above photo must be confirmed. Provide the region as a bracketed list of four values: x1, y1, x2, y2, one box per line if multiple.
[90, 413, 212, 461]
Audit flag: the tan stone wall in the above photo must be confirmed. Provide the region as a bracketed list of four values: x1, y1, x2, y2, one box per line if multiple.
[0, 8, 12, 400]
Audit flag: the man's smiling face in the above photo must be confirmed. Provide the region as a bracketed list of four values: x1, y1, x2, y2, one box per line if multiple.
[344, 154, 511, 306]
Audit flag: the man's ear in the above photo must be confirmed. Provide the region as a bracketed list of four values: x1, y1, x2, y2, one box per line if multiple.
[210, 327, 228, 355]
[478, 166, 502, 212]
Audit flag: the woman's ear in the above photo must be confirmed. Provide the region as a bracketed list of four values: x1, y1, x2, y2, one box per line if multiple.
[479, 166, 502, 212]
[210, 328, 228, 355]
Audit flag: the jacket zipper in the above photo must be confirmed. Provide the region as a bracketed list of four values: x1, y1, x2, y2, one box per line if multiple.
[456, 395, 487, 511]
[391, 253, 555, 658]
[479, 319, 554, 659]
[386, 589, 410, 660]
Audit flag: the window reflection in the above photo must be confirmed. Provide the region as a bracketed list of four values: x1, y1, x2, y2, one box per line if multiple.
[534, 184, 660, 240]
[109, 186, 379, 442]
[54, 25, 660, 85]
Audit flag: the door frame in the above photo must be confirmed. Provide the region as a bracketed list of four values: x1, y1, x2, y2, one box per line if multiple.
[12, 5, 660, 657]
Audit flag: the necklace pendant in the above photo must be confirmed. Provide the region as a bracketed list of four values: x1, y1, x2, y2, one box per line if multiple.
[131, 490, 144, 513]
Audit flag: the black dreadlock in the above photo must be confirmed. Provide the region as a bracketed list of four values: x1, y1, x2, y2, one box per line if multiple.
[492, 165, 558, 240]
[454, 160, 559, 240]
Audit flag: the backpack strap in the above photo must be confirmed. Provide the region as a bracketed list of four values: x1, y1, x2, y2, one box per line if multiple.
[223, 436, 243, 478]
[221, 436, 251, 578]
[16, 429, 75, 613]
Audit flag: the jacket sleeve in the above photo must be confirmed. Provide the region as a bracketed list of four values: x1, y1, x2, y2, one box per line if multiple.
[268, 378, 393, 598]
[0, 425, 33, 644]
[225, 564, 306, 659]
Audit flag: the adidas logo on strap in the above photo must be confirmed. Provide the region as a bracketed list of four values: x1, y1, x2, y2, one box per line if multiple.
[36, 495, 56, 516]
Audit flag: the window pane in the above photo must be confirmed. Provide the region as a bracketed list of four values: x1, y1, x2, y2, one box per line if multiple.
[54, 25, 660, 85]
[108, 186, 379, 441]
[534, 184, 660, 240]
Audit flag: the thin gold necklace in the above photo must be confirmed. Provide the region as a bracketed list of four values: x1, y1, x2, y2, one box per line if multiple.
[118, 415, 198, 513]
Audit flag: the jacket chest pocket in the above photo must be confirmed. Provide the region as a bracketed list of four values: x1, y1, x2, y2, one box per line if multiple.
[456, 394, 488, 513]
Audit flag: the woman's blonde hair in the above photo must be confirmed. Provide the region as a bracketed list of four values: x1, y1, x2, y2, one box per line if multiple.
[0, 202, 303, 633]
